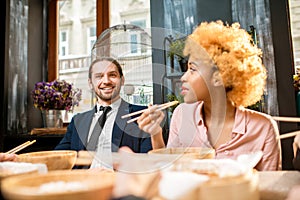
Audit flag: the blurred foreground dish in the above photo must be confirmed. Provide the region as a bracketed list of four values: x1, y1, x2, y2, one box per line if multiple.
[0, 162, 47, 180]
[1, 170, 115, 200]
[16, 150, 77, 171]
[159, 159, 259, 200]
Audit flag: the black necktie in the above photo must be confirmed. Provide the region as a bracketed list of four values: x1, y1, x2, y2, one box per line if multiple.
[86, 106, 112, 151]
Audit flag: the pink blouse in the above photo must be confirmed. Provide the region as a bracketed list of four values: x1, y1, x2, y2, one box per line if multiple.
[167, 102, 281, 171]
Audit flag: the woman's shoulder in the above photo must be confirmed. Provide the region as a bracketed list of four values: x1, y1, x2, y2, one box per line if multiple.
[238, 108, 279, 142]
[239, 106, 271, 117]
[238, 107, 276, 126]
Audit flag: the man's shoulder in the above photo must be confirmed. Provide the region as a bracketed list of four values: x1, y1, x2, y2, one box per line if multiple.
[129, 103, 147, 111]
[72, 109, 94, 120]
[129, 104, 147, 113]
[120, 100, 147, 112]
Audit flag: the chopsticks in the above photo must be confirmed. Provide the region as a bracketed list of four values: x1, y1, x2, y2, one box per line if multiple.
[277, 130, 300, 140]
[6, 140, 36, 154]
[121, 101, 179, 124]
[272, 116, 300, 122]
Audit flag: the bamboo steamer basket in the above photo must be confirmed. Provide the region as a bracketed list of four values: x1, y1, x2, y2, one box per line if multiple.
[148, 147, 215, 159]
[1, 170, 115, 200]
[16, 150, 77, 171]
[198, 170, 259, 200]
[195, 159, 259, 200]
[159, 159, 259, 200]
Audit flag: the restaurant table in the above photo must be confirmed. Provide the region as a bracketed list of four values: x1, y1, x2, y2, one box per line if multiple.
[0, 170, 300, 200]
[258, 170, 300, 200]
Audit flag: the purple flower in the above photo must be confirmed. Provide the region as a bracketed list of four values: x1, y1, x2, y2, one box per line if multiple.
[31, 80, 82, 111]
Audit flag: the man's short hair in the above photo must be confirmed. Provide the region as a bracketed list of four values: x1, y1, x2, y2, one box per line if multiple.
[89, 57, 123, 78]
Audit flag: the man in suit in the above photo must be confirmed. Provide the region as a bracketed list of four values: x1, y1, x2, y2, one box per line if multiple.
[55, 57, 152, 168]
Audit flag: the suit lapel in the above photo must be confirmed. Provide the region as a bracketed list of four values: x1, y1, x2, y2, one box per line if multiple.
[74, 109, 94, 149]
[112, 99, 129, 152]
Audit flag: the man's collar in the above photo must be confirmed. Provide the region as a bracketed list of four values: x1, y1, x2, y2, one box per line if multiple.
[96, 98, 122, 112]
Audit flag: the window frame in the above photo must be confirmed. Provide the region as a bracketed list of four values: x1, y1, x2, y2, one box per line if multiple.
[47, 0, 109, 81]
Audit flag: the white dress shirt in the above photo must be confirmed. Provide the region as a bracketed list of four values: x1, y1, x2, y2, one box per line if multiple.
[89, 98, 121, 169]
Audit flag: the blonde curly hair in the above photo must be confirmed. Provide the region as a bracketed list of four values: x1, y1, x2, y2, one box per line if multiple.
[184, 20, 266, 107]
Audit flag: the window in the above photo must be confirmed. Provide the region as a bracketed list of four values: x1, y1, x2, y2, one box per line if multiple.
[59, 30, 68, 57]
[48, 0, 109, 82]
[87, 26, 97, 54]
[109, 0, 153, 106]
[57, 0, 97, 115]
[127, 32, 149, 55]
[49, 0, 152, 112]
[130, 34, 138, 54]
[130, 19, 146, 29]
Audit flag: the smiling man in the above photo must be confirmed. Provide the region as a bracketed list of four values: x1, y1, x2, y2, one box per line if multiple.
[55, 57, 152, 169]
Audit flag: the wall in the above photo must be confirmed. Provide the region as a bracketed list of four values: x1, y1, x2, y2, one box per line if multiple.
[196, 1, 232, 23]
[1, 0, 45, 139]
[270, 0, 298, 170]
[27, 0, 47, 131]
[0, 0, 6, 151]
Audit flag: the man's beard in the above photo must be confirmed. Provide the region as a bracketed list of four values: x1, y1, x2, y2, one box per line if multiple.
[95, 86, 121, 102]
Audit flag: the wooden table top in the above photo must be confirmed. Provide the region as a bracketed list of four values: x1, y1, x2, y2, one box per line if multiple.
[258, 170, 300, 200]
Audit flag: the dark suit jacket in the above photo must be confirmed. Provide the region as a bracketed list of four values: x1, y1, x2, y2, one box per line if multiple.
[55, 99, 152, 153]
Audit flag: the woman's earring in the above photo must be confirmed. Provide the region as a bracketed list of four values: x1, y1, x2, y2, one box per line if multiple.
[212, 71, 223, 87]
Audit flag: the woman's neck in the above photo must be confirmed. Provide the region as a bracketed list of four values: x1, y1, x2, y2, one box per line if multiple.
[202, 99, 236, 148]
[203, 100, 235, 122]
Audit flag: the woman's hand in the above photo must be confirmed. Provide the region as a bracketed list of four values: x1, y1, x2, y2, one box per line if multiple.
[137, 105, 166, 149]
[0, 153, 16, 162]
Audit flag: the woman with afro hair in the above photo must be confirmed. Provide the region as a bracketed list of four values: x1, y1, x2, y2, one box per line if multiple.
[137, 21, 281, 171]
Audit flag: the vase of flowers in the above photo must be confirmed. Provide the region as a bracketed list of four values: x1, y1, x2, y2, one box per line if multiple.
[42, 109, 63, 128]
[31, 79, 82, 128]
